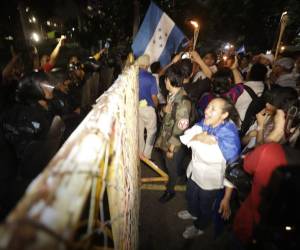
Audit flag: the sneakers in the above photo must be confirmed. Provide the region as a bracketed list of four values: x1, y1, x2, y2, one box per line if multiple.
[182, 225, 204, 239]
[177, 210, 197, 220]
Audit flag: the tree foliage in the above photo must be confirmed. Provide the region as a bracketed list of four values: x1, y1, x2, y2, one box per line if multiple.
[158, 0, 300, 51]
[1, 0, 299, 52]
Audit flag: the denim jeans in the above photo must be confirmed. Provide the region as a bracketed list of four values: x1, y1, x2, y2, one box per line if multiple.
[186, 178, 220, 230]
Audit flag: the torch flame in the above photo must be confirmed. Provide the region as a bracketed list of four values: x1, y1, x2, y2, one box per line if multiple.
[190, 20, 199, 29]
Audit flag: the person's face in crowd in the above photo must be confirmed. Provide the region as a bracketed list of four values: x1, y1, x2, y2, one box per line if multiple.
[271, 64, 284, 78]
[69, 56, 79, 65]
[165, 77, 172, 92]
[203, 53, 216, 67]
[265, 102, 277, 115]
[240, 57, 249, 69]
[224, 57, 235, 68]
[259, 57, 271, 66]
[69, 57, 85, 80]
[41, 55, 50, 67]
[204, 98, 229, 128]
[74, 68, 85, 80]
[56, 79, 71, 93]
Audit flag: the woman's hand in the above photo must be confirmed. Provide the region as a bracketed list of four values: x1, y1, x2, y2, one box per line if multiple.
[190, 50, 201, 63]
[218, 197, 231, 220]
[256, 108, 267, 127]
[163, 103, 172, 114]
[166, 144, 175, 159]
[230, 55, 239, 70]
[166, 151, 174, 159]
[192, 132, 216, 144]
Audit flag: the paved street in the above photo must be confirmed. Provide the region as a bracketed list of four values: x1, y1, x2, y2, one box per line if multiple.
[139, 161, 232, 250]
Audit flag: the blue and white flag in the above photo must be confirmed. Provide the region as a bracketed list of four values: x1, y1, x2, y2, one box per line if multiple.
[132, 2, 187, 66]
[236, 45, 246, 55]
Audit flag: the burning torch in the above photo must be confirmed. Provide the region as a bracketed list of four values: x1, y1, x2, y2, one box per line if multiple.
[190, 20, 200, 51]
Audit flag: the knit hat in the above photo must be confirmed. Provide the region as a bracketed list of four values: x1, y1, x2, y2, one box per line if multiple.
[135, 54, 150, 67]
[260, 53, 274, 64]
[274, 57, 295, 71]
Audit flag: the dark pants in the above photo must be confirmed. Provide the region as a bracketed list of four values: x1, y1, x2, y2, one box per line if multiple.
[152, 146, 187, 193]
[186, 178, 220, 230]
[212, 188, 226, 237]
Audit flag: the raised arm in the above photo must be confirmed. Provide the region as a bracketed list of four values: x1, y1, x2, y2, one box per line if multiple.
[230, 56, 243, 84]
[190, 50, 213, 79]
[158, 52, 183, 77]
[49, 36, 66, 66]
[92, 48, 107, 61]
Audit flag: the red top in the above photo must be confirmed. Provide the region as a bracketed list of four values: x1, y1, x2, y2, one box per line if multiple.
[233, 143, 287, 243]
[42, 62, 54, 72]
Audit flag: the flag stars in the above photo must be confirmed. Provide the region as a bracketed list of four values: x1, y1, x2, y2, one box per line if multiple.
[165, 33, 168, 37]
[153, 40, 156, 44]
[159, 35, 162, 40]
[158, 27, 162, 32]
[160, 44, 163, 48]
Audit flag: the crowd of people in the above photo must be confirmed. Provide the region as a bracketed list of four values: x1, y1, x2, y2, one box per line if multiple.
[0, 36, 112, 220]
[1, 35, 300, 248]
[137, 48, 300, 248]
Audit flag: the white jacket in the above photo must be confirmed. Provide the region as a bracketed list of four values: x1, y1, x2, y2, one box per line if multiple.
[180, 125, 234, 190]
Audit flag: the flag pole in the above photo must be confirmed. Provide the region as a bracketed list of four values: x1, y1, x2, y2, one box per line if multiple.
[274, 11, 288, 60]
[132, 0, 140, 38]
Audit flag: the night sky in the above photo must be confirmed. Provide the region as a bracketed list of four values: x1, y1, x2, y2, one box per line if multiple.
[0, 0, 299, 56]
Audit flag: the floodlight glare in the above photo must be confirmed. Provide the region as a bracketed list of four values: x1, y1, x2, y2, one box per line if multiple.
[31, 32, 40, 42]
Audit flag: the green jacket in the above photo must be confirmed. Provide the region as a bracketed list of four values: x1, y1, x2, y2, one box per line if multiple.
[155, 88, 191, 152]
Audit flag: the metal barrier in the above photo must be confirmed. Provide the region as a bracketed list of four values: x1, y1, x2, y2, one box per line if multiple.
[0, 66, 140, 250]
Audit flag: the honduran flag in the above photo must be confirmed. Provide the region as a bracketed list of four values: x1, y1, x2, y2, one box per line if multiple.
[132, 1, 187, 66]
[236, 45, 246, 55]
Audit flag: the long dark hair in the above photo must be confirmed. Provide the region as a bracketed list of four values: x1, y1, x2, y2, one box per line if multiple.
[211, 68, 235, 95]
[219, 97, 240, 126]
[265, 86, 298, 113]
[165, 64, 183, 87]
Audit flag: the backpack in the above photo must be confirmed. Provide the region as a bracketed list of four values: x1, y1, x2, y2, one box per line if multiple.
[225, 157, 252, 201]
[239, 85, 267, 137]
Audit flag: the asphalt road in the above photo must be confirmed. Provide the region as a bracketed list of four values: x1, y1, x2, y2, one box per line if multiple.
[139, 161, 233, 250]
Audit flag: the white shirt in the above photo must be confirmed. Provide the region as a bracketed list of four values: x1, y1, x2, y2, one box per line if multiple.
[235, 81, 265, 122]
[193, 65, 218, 82]
[180, 125, 233, 190]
